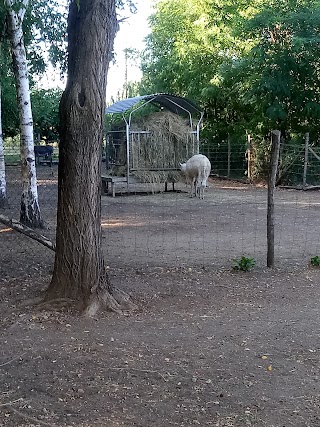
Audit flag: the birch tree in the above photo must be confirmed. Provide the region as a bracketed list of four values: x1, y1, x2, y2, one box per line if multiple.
[0, 9, 8, 208]
[5, 0, 43, 227]
[0, 85, 7, 208]
[46, 0, 136, 314]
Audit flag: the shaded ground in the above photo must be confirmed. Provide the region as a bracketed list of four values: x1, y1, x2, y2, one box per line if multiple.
[1, 166, 320, 426]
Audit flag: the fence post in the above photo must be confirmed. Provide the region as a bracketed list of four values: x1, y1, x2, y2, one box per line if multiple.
[267, 130, 281, 268]
[227, 134, 231, 178]
[303, 132, 309, 189]
[247, 134, 253, 181]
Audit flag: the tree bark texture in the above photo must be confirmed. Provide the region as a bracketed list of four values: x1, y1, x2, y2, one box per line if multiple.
[6, 0, 43, 227]
[47, 0, 135, 314]
[0, 85, 8, 208]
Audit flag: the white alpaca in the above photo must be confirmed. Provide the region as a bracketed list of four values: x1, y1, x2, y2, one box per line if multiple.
[179, 154, 211, 199]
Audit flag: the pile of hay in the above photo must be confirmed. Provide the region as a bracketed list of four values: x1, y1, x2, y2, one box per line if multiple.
[132, 169, 182, 184]
[108, 111, 197, 184]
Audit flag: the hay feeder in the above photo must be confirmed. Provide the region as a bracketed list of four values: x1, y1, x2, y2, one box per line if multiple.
[104, 93, 203, 195]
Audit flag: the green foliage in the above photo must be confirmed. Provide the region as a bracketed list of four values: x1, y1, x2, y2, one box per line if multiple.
[140, 0, 241, 102]
[232, 256, 256, 271]
[238, 0, 320, 133]
[0, 40, 20, 137]
[0, 0, 67, 138]
[116, 0, 136, 13]
[24, 0, 68, 74]
[0, 0, 68, 78]
[310, 256, 320, 267]
[140, 0, 320, 177]
[31, 88, 62, 142]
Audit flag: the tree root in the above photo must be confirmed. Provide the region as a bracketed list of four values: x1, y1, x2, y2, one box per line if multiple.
[36, 298, 75, 310]
[84, 286, 138, 317]
[0, 217, 137, 317]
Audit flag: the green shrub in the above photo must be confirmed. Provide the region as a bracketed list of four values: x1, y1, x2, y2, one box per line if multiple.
[232, 256, 256, 272]
[310, 256, 320, 267]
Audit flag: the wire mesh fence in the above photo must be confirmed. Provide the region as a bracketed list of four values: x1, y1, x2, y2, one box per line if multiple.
[278, 139, 320, 188]
[1, 136, 320, 271]
[201, 137, 248, 180]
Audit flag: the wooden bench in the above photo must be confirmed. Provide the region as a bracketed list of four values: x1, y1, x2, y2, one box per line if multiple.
[101, 172, 178, 197]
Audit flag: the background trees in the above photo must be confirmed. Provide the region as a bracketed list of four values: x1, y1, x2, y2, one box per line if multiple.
[32, 88, 62, 143]
[0, 86, 6, 207]
[1, 0, 67, 141]
[140, 0, 232, 100]
[140, 0, 320, 155]
[238, 0, 320, 135]
[0, 0, 66, 225]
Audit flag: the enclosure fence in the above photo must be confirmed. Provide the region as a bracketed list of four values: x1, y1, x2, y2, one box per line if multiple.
[1, 132, 320, 271]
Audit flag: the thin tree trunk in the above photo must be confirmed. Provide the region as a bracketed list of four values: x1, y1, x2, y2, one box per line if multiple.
[6, 0, 43, 228]
[0, 24, 8, 208]
[47, 0, 136, 315]
[0, 85, 8, 208]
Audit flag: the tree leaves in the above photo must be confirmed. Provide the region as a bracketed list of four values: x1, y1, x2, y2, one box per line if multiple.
[141, 0, 320, 142]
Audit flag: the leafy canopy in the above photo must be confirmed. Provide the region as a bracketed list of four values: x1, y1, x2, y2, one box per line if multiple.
[140, 0, 320, 141]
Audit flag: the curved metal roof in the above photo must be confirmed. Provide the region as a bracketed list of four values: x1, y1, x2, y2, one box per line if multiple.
[105, 93, 202, 116]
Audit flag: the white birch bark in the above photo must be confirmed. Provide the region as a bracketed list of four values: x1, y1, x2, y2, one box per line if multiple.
[0, 85, 8, 207]
[6, 0, 43, 227]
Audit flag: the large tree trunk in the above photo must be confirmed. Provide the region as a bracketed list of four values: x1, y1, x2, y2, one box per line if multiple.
[46, 0, 136, 315]
[0, 85, 8, 208]
[6, 0, 43, 227]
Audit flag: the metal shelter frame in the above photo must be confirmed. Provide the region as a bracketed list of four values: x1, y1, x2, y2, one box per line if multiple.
[105, 93, 204, 190]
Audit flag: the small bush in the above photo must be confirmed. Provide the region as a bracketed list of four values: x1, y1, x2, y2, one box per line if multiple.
[232, 256, 256, 272]
[310, 256, 320, 267]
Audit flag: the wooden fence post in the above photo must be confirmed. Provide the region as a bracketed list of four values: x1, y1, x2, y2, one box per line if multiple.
[247, 134, 253, 181]
[267, 130, 281, 268]
[303, 132, 309, 189]
[227, 134, 231, 178]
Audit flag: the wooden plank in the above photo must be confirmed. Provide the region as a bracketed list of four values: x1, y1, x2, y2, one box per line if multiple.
[308, 146, 320, 162]
[276, 147, 304, 185]
[101, 172, 179, 197]
[129, 168, 180, 172]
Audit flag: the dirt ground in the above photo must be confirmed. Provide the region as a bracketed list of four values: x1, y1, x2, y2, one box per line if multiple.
[1, 166, 320, 426]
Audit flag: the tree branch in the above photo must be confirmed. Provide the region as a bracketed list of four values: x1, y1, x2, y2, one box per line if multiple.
[4, 404, 57, 427]
[0, 214, 55, 251]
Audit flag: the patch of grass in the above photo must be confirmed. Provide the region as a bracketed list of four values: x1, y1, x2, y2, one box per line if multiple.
[232, 256, 256, 272]
[4, 154, 20, 165]
[310, 256, 320, 267]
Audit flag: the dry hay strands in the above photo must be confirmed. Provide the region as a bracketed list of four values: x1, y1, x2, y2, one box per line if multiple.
[141, 110, 190, 140]
[132, 169, 182, 184]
